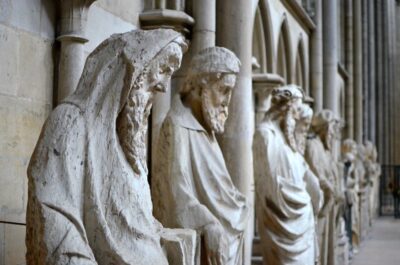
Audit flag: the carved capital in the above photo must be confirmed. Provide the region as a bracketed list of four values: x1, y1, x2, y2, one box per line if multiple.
[252, 73, 285, 112]
[139, 9, 194, 37]
[57, 0, 97, 43]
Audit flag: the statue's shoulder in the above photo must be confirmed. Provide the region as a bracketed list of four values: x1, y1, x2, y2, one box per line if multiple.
[41, 104, 85, 141]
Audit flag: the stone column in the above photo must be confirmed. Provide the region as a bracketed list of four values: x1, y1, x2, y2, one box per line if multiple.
[310, 0, 323, 112]
[367, 0, 376, 143]
[139, 2, 194, 175]
[344, 0, 354, 139]
[322, 0, 338, 114]
[388, 0, 397, 164]
[57, 0, 96, 103]
[395, 2, 400, 164]
[216, 1, 255, 264]
[192, 0, 216, 53]
[353, 0, 363, 143]
[361, 0, 369, 141]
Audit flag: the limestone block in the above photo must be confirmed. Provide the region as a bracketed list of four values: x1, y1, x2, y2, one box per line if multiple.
[17, 31, 53, 102]
[0, 223, 26, 265]
[0, 24, 53, 102]
[0, 0, 55, 39]
[85, 4, 136, 53]
[0, 95, 51, 223]
[0, 24, 19, 96]
[95, 0, 143, 25]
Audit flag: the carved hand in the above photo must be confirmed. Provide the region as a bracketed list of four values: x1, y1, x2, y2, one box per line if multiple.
[318, 180, 335, 217]
[204, 223, 228, 265]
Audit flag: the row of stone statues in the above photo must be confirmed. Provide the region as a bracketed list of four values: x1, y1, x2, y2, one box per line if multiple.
[253, 84, 381, 265]
[26, 29, 380, 265]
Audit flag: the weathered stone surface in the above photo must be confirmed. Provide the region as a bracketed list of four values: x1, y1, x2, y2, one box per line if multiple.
[253, 85, 320, 264]
[26, 29, 192, 265]
[152, 47, 250, 265]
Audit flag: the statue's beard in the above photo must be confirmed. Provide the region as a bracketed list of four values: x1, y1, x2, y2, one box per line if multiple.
[324, 133, 332, 151]
[284, 111, 297, 152]
[117, 88, 153, 176]
[295, 128, 307, 155]
[201, 89, 228, 134]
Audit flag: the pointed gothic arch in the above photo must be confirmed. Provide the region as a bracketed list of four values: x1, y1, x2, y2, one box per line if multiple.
[276, 16, 293, 84]
[294, 35, 308, 93]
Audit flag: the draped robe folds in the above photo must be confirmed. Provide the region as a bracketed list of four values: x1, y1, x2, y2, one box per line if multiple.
[305, 136, 338, 265]
[253, 121, 318, 265]
[26, 29, 183, 265]
[152, 95, 249, 265]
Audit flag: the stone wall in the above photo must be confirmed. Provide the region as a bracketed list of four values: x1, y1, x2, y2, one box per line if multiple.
[0, 0, 142, 264]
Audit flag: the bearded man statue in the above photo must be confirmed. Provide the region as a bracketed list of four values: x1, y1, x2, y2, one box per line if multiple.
[253, 85, 321, 265]
[26, 29, 189, 265]
[305, 109, 343, 265]
[152, 47, 249, 265]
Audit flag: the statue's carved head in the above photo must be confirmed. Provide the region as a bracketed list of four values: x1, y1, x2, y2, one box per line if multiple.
[117, 32, 187, 175]
[295, 103, 313, 154]
[180, 47, 240, 134]
[357, 144, 367, 161]
[364, 140, 378, 162]
[342, 138, 358, 162]
[311, 109, 336, 151]
[267, 84, 305, 151]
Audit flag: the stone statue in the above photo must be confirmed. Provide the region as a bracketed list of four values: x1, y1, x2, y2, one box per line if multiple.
[341, 139, 360, 253]
[295, 102, 324, 265]
[152, 47, 250, 265]
[333, 118, 349, 265]
[253, 85, 321, 265]
[305, 109, 342, 265]
[356, 144, 369, 240]
[364, 141, 381, 222]
[26, 29, 192, 265]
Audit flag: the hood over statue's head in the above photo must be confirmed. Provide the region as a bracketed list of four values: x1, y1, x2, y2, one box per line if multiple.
[65, 29, 187, 123]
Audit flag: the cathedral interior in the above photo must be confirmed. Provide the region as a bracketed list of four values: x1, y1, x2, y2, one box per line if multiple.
[1, 0, 400, 264]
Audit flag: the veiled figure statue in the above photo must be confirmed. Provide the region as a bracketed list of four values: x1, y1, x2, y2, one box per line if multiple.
[152, 47, 250, 265]
[305, 109, 343, 265]
[253, 85, 322, 265]
[26, 29, 190, 265]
